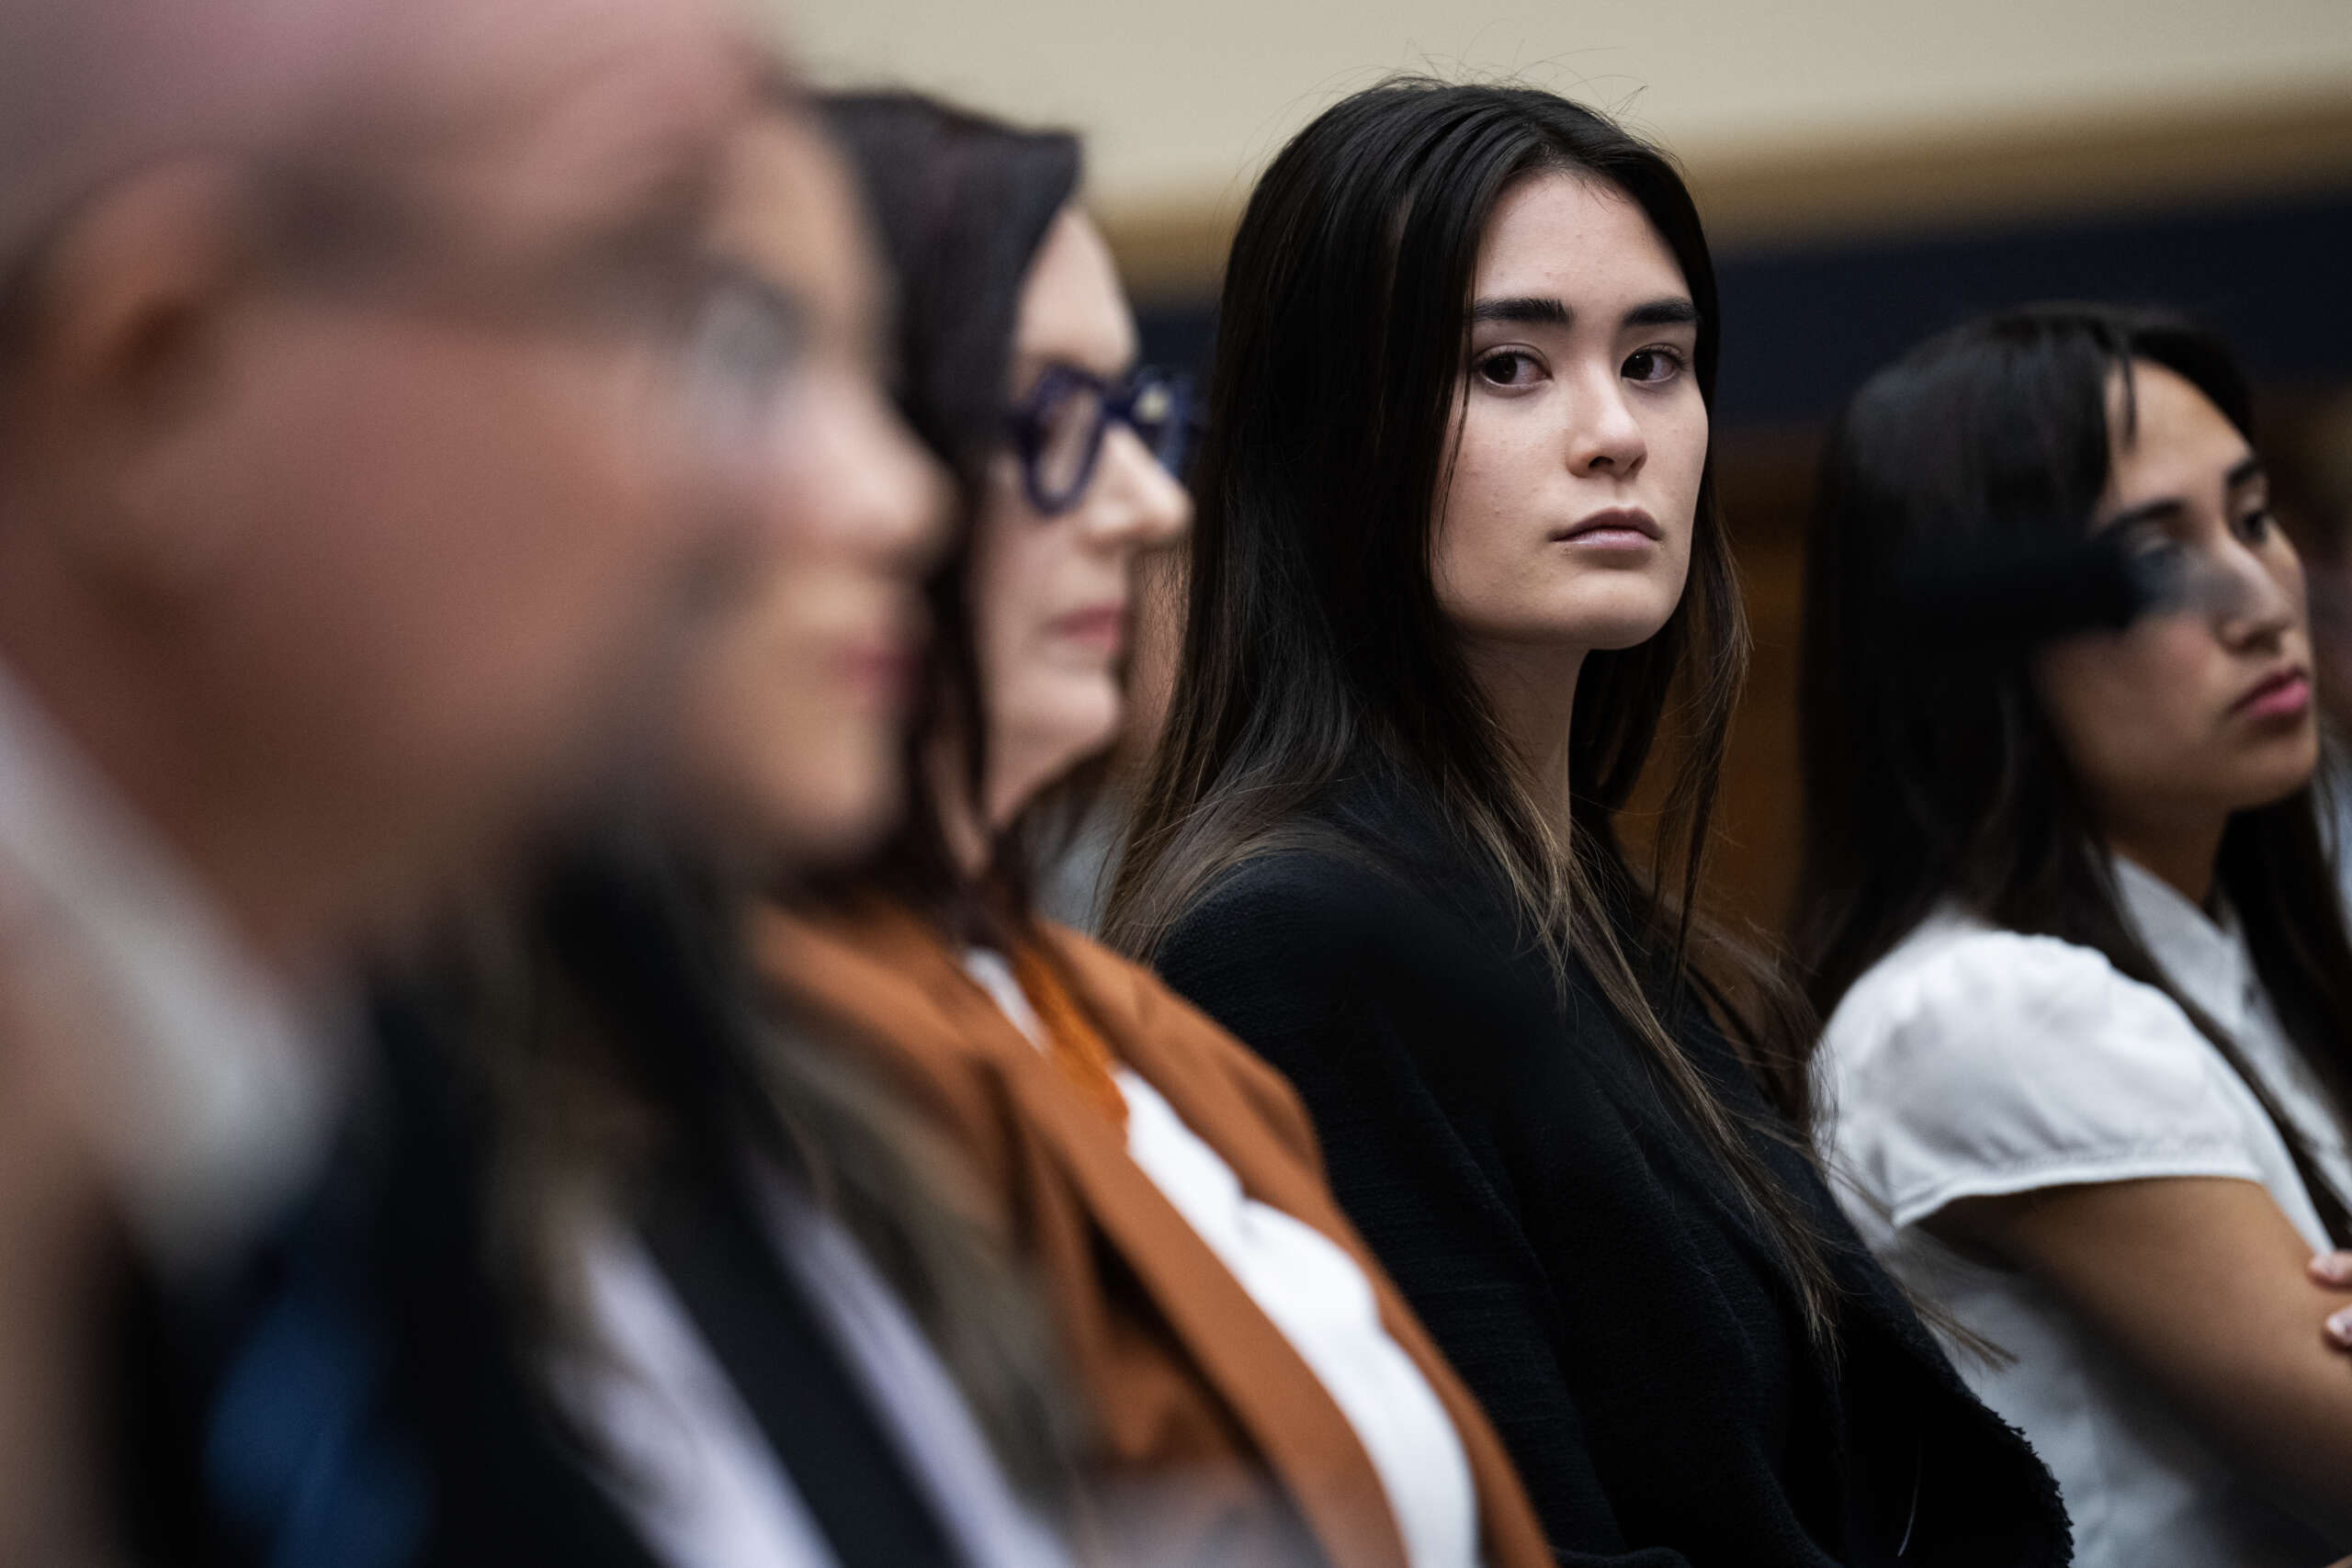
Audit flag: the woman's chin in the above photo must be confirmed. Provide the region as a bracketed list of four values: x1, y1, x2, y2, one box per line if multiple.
[1555, 606, 1680, 654]
[1466, 581, 1685, 655]
[701, 748, 906, 874]
[2231, 740, 2324, 815]
[988, 712, 1125, 825]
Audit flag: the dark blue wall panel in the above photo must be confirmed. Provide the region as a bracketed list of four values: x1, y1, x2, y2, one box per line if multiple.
[1136, 186, 2352, 429]
[1712, 189, 2352, 424]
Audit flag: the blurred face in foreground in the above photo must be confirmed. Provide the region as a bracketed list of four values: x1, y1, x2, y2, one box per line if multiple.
[677, 110, 949, 865]
[0, 0, 765, 959]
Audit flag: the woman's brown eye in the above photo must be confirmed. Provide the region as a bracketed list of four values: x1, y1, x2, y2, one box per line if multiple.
[1479, 352, 1533, 386]
[1623, 347, 1685, 383]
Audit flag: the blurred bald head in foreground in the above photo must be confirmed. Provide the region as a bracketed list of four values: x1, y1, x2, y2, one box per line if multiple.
[0, 0, 764, 1554]
[0, 0, 764, 963]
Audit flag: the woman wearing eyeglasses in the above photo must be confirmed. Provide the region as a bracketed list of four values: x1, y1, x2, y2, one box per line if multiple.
[747, 93, 1555, 1568]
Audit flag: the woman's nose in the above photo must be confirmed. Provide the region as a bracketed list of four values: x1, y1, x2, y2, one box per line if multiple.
[817, 382, 953, 571]
[1567, 374, 1647, 478]
[1086, 424, 1192, 549]
[2210, 542, 2299, 649]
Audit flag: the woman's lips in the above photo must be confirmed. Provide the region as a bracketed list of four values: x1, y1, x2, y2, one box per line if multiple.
[1050, 604, 1126, 655]
[2233, 669, 2312, 723]
[834, 623, 924, 704]
[836, 643, 915, 702]
[1552, 507, 1663, 551]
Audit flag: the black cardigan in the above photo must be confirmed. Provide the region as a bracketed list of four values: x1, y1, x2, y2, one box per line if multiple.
[1152, 773, 2069, 1568]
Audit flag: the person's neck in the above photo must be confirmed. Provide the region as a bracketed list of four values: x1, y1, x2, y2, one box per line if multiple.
[2105, 810, 2228, 913]
[927, 725, 1080, 885]
[1460, 637, 1586, 840]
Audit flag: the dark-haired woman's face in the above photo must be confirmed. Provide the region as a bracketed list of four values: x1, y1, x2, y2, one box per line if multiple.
[968, 207, 1190, 828]
[677, 113, 949, 863]
[1433, 173, 1704, 675]
[2036, 360, 2317, 854]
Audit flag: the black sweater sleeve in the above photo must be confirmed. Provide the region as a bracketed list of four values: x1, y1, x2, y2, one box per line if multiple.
[1155, 850, 1687, 1567]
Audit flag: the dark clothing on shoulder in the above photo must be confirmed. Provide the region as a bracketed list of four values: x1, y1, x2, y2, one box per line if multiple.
[1151, 771, 2070, 1568]
[113, 996, 664, 1568]
[112, 849, 964, 1568]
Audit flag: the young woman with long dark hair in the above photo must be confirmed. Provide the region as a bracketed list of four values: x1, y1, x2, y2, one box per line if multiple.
[1799, 304, 2352, 1567]
[1107, 79, 2069, 1566]
[751, 92, 1555, 1568]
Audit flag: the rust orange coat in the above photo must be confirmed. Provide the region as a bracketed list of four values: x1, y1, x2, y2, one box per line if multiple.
[752, 899, 1552, 1568]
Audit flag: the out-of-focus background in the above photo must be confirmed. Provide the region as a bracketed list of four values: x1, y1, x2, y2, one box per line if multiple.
[772, 0, 2352, 929]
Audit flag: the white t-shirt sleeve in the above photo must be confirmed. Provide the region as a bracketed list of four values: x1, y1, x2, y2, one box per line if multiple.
[1826, 927, 2266, 1231]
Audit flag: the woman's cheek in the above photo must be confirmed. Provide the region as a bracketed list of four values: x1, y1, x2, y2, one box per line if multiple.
[2042, 624, 2211, 788]
[1659, 401, 1710, 521]
[2136, 621, 2222, 716]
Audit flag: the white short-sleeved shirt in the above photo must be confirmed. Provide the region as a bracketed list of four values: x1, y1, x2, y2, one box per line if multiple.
[963, 949, 1484, 1568]
[1820, 861, 2352, 1568]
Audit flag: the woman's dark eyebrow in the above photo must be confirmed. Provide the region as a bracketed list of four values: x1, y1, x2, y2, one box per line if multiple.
[1470, 296, 1569, 325]
[2102, 497, 2186, 533]
[1467, 296, 1701, 330]
[2100, 458, 2269, 533]
[1624, 297, 1701, 329]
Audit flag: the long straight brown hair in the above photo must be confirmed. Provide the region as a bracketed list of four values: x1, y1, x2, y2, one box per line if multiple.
[1102, 78, 1837, 1339]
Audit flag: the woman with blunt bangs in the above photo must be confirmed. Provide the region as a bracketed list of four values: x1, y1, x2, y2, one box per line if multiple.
[1109, 78, 2069, 1567]
[751, 92, 1555, 1568]
[1800, 305, 2352, 1568]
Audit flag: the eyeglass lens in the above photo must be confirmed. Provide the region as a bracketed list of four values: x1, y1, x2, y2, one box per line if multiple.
[1029, 369, 1191, 510]
[679, 265, 810, 459]
[1035, 376, 1111, 504]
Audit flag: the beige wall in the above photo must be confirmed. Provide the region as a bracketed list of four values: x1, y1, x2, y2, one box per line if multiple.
[771, 0, 2352, 220]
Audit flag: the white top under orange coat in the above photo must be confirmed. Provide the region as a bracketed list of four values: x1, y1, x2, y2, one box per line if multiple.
[965, 947, 1485, 1568]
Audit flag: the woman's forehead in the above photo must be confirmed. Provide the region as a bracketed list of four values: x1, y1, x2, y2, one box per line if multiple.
[1012, 209, 1134, 376]
[713, 115, 872, 321]
[2106, 362, 2253, 501]
[1472, 174, 1683, 303]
